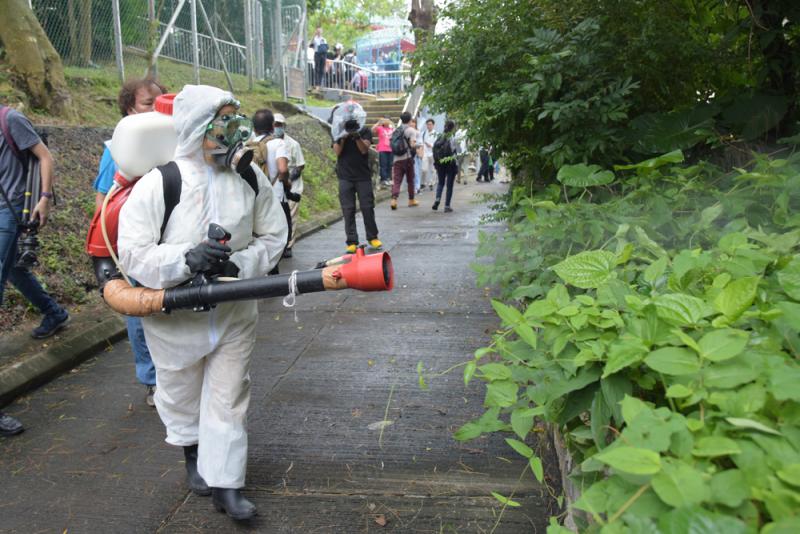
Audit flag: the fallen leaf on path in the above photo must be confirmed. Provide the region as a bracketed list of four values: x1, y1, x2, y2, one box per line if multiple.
[367, 420, 393, 431]
[374, 515, 388, 527]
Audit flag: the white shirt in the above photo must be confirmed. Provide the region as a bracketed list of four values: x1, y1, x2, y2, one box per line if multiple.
[283, 134, 305, 197]
[422, 128, 438, 158]
[312, 35, 326, 52]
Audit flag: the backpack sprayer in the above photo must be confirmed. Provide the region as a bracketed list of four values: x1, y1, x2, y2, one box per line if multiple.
[86, 94, 393, 316]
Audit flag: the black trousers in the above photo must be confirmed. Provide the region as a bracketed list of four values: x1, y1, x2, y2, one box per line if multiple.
[269, 201, 292, 275]
[314, 53, 326, 86]
[338, 179, 378, 245]
[378, 151, 393, 182]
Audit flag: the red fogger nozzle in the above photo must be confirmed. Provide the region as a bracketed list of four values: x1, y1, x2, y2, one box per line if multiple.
[336, 248, 394, 291]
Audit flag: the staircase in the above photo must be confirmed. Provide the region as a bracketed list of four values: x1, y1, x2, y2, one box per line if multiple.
[359, 98, 406, 127]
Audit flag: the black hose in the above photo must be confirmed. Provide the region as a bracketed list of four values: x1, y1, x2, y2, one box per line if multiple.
[161, 270, 326, 312]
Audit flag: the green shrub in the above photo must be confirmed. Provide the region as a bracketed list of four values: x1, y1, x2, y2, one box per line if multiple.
[460, 151, 800, 531]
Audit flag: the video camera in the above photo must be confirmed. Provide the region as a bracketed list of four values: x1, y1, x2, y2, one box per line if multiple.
[0, 153, 44, 269]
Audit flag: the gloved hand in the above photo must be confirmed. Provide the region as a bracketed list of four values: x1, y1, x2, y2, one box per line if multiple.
[185, 240, 232, 275]
[219, 260, 240, 278]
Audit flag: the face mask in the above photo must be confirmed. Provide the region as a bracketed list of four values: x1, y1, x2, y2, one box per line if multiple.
[273, 127, 285, 138]
[205, 114, 254, 173]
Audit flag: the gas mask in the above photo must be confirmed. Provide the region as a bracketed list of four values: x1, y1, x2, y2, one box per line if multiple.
[204, 114, 254, 173]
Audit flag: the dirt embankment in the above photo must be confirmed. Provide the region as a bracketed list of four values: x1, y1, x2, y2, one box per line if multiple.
[1, 108, 343, 333]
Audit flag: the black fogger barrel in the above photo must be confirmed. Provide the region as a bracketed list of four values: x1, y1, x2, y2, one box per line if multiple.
[102, 248, 393, 316]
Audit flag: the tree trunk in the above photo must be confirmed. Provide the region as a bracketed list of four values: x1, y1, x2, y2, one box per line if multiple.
[0, 0, 73, 117]
[67, 0, 79, 63]
[76, 0, 93, 67]
[408, 0, 437, 51]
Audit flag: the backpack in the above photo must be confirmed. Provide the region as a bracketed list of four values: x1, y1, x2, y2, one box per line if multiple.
[245, 135, 274, 183]
[433, 135, 454, 165]
[317, 42, 329, 56]
[390, 126, 409, 157]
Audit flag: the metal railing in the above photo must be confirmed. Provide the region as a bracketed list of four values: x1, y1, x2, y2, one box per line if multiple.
[309, 60, 411, 98]
[126, 17, 249, 76]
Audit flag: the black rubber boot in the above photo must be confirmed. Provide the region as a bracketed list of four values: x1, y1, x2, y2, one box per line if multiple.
[212, 488, 257, 520]
[183, 445, 211, 496]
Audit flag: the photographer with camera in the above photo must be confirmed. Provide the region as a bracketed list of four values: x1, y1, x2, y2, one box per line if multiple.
[0, 104, 68, 340]
[332, 104, 381, 253]
[1, 104, 69, 437]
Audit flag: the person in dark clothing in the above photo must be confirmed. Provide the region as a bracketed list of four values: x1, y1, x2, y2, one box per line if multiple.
[432, 120, 459, 213]
[333, 122, 382, 253]
[477, 146, 494, 182]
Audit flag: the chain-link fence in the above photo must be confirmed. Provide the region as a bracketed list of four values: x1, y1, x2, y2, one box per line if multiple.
[32, 0, 307, 98]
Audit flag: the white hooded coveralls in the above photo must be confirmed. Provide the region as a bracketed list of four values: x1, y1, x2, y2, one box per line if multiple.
[118, 85, 288, 488]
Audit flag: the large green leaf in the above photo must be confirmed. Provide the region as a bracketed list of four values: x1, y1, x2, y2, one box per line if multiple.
[777, 256, 800, 300]
[627, 104, 718, 154]
[692, 436, 742, 458]
[710, 470, 749, 507]
[713, 277, 759, 320]
[594, 446, 662, 475]
[556, 163, 615, 187]
[704, 355, 760, 389]
[777, 464, 800, 487]
[651, 460, 710, 507]
[725, 417, 781, 436]
[720, 93, 788, 141]
[653, 293, 712, 326]
[552, 250, 617, 289]
[485, 380, 518, 407]
[477, 363, 512, 381]
[510, 407, 537, 440]
[491, 299, 524, 327]
[505, 438, 533, 458]
[762, 518, 800, 534]
[697, 328, 749, 362]
[658, 506, 748, 534]
[645, 347, 700, 375]
[602, 338, 648, 378]
[615, 149, 686, 170]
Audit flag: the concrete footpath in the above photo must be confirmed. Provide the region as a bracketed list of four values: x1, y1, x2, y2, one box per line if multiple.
[0, 178, 558, 533]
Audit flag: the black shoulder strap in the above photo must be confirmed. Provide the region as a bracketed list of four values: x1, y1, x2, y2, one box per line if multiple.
[157, 161, 181, 244]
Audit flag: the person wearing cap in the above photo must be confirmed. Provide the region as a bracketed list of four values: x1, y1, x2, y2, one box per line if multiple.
[272, 113, 304, 258]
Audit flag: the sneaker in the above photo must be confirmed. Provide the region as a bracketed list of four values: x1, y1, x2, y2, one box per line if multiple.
[31, 309, 69, 339]
[346, 244, 358, 254]
[145, 385, 156, 408]
[432, 200, 440, 211]
[0, 412, 24, 437]
[408, 199, 419, 207]
[369, 239, 383, 249]
[390, 199, 397, 210]
[428, 184, 434, 191]
[444, 206, 454, 213]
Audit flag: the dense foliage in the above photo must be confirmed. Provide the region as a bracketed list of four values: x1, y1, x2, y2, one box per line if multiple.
[416, 0, 800, 178]
[462, 151, 800, 532]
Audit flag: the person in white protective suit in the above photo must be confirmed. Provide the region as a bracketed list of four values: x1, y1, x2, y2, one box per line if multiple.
[118, 85, 288, 521]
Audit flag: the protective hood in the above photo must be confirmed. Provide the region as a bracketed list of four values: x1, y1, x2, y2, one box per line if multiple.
[173, 85, 239, 158]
